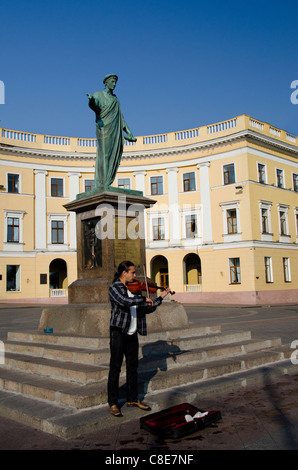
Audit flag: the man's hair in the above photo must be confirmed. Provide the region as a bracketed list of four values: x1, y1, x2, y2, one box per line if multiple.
[112, 260, 134, 283]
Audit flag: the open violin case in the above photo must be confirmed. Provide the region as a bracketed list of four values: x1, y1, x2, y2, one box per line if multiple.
[140, 403, 221, 439]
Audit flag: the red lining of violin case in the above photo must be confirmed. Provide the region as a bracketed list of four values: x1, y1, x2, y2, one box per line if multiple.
[140, 403, 221, 439]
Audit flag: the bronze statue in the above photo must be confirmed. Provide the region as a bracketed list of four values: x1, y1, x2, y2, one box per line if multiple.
[87, 74, 137, 190]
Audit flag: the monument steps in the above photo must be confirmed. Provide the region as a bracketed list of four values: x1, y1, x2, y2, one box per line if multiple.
[0, 325, 293, 439]
[0, 335, 283, 409]
[6, 324, 221, 348]
[139, 348, 289, 394]
[3, 340, 111, 366]
[2, 352, 109, 385]
[4, 329, 254, 366]
[0, 340, 286, 408]
[0, 345, 292, 440]
[0, 368, 108, 409]
[6, 331, 111, 350]
[138, 337, 282, 372]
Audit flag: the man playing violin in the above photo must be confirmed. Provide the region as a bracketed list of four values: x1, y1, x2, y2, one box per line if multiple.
[108, 260, 171, 417]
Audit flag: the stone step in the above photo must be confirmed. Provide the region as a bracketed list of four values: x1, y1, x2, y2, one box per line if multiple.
[6, 324, 222, 349]
[140, 330, 252, 357]
[0, 368, 107, 409]
[3, 340, 111, 366]
[2, 353, 109, 385]
[139, 337, 282, 372]
[3, 330, 252, 366]
[0, 346, 293, 440]
[6, 331, 110, 350]
[0, 342, 289, 410]
[140, 347, 288, 394]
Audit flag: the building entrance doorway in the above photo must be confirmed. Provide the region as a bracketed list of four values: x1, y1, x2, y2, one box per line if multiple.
[183, 253, 201, 292]
[150, 255, 169, 291]
[49, 258, 67, 297]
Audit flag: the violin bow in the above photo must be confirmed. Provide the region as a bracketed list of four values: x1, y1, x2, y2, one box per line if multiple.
[143, 264, 150, 298]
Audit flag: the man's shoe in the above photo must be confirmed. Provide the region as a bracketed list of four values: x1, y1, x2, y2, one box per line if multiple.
[109, 404, 122, 417]
[127, 400, 151, 411]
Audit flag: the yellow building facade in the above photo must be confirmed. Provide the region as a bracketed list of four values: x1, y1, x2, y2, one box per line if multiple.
[1, 114, 298, 305]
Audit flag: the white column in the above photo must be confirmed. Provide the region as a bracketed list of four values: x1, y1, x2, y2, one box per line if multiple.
[68, 172, 81, 250]
[133, 171, 148, 245]
[133, 170, 147, 194]
[34, 170, 48, 250]
[166, 167, 180, 245]
[197, 162, 213, 243]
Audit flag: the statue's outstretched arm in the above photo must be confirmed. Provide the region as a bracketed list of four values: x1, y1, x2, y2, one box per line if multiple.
[123, 120, 137, 142]
[87, 93, 96, 111]
[87, 94, 103, 127]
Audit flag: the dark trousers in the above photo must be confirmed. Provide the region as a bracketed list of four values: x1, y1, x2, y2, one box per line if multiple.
[107, 326, 139, 406]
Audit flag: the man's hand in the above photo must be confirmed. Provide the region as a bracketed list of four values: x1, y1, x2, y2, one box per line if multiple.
[145, 297, 154, 307]
[160, 287, 171, 299]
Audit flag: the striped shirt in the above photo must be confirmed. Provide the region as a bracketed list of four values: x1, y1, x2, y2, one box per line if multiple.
[109, 278, 163, 335]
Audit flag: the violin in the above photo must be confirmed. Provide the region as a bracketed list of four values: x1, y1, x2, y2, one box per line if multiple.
[127, 279, 175, 296]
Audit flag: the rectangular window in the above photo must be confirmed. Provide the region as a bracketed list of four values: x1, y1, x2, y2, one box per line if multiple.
[151, 176, 163, 195]
[265, 257, 273, 283]
[84, 179, 95, 192]
[185, 215, 197, 238]
[40, 274, 47, 284]
[227, 209, 237, 234]
[7, 217, 19, 242]
[6, 265, 20, 291]
[223, 164, 235, 185]
[51, 220, 64, 244]
[7, 173, 19, 193]
[276, 169, 284, 188]
[279, 211, 287, 235]
[293, 174, 298, 192]
[261, 208, 269, 233]
[118, 178, 131, 189]
[283, 258, 291, 282]
[258, 163, 266, 184]
[51, 178, 63, 197]
[183, 172, 196, 191]
[152, 217, 165, 240]
[229, 258, 241, 284]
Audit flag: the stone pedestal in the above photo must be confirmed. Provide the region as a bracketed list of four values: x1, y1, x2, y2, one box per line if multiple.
[65, 189, 155, 304]
[38, 188, 189, 337]
[38, 301, 189, 337]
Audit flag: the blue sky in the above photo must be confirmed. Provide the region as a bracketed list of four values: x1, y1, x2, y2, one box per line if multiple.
[1, 0, 298, 139]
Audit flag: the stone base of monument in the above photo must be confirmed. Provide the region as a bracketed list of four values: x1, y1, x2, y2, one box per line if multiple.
[38, 300, 189, 337]
[64, 189, 157, 306]
[47, 189, 189, 337]
[67, 278, 111, 304]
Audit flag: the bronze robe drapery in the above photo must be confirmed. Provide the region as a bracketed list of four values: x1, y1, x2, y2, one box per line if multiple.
[89, 89, 124, 189]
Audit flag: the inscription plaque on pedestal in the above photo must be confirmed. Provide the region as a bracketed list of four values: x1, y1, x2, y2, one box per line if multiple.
[114, 216, 140, 267]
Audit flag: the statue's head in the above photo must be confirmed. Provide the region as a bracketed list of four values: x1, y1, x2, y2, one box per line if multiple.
[103, 74, 118, 91]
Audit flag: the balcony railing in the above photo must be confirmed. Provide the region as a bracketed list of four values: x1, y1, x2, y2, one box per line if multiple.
[1, 115, 297, 155]
[50, 289, 67, 297]
[185, 284, 201, 292]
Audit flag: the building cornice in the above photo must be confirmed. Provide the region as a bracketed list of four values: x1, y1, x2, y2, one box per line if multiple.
[1, 128, 298, 162]
[0, 144, 95, 161]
